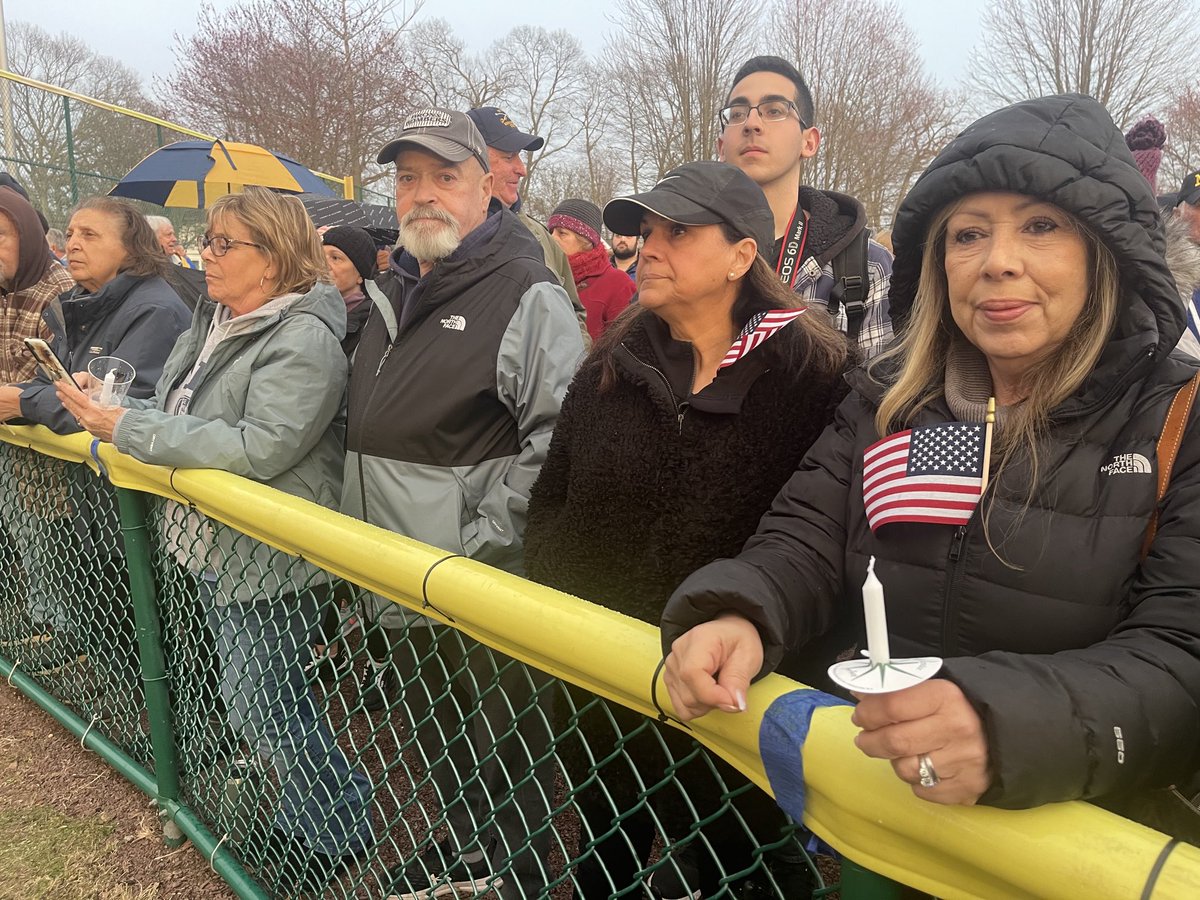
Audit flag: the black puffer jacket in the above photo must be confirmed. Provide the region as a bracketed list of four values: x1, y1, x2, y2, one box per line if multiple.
[662, 95, 1200, 808]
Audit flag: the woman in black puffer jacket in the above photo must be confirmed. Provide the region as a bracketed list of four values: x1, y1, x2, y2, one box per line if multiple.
[662, 94, 1200, 821]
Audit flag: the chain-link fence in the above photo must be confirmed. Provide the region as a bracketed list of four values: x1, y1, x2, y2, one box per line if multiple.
[0, 435, 841, 900]
[1, 427, 1198, 900]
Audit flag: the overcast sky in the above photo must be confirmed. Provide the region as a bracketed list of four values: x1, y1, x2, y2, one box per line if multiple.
[15, 0, 988, 94]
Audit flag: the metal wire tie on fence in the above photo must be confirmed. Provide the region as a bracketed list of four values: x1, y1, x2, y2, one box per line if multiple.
[420, 553, 463, 622]
[5, 658, 19, 686]
[210, 833, 229, 872]
[80, 714, 100, 749]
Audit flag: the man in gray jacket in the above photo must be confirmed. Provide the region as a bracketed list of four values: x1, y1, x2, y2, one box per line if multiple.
[343, 108, 583, 900]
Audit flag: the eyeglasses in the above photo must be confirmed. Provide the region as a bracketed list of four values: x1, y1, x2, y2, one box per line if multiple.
[719, 99, 808, 129]
[201, 234, 264, 257]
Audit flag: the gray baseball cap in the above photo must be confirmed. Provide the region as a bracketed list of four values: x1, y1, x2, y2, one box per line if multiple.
[377, 108, 491, 172]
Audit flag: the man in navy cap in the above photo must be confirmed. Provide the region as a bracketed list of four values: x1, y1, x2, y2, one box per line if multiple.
[467, 106, 589, 343]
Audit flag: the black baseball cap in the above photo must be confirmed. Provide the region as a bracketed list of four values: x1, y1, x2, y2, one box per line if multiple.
[603, 161, 775, 253]
[466, 107, 545, 153]
[1178, 170, 1200, 207]
[377, 108, 490, 171]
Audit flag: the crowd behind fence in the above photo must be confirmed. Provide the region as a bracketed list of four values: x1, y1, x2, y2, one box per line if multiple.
[1, 424, 1198, 899]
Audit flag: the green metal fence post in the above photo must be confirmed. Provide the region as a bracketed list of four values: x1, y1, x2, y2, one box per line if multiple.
[114, 485, 184, 848]
[840, 857, 909, 899]
[62, 95, 78, 204]
[156, 123, 164, 147]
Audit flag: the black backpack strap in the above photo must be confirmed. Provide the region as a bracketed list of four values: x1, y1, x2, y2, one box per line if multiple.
[829, 228, 870, 342]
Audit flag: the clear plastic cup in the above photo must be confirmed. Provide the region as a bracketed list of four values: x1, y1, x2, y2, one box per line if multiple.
[86, 356, 136, 409]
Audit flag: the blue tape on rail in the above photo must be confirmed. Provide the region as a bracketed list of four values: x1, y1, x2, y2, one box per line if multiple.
[759, 688, 851, 824]
[90, 438, 109, 480]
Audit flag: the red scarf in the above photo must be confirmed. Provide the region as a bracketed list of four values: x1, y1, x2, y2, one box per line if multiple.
[567, 244, 614, 286]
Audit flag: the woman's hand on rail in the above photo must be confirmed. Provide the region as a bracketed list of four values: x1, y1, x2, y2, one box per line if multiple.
[54, 375, 124, 442]
[663, 612, 763, 721]
[851, 678, 991, 805]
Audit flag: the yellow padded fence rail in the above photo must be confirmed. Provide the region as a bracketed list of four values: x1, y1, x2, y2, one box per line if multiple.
[3, 423, 1198, 899]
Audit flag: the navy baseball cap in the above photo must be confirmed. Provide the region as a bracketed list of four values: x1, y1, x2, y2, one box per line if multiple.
[1178, 169, 1200, 207]
[466, 107, 545, 153]
[603, 161, 775, 253]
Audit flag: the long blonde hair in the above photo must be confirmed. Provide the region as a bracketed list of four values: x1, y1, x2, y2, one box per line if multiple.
[871, 198, 1120, 508]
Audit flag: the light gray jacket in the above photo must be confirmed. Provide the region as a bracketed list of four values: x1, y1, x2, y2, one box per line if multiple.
[112, 282, 348, 603]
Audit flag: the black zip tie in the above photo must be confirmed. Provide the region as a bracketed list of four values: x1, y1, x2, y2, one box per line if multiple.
[650, 654, 691, 730]
[1140, 837, 1180, 900]
[167, 467, 198, 508]
[420, 554, 463, 623]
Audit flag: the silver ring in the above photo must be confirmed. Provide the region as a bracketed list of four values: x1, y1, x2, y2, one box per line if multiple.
[918, 754, 940, 788]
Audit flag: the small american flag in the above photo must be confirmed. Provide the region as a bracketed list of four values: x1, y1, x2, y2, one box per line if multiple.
[863, 422, 985, 531]
[719, 308, 807, 369]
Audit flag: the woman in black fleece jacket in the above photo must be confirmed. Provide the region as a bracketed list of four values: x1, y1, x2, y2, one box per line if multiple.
[525, 161, 851, 899]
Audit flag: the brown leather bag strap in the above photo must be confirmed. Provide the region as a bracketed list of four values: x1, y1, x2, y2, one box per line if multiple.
[1141, 372, 1200, 561]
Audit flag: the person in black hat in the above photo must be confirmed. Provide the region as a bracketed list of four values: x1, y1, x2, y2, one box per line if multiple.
[524, 161, 851, 899]
[344, 106, 584, 900]
[321, 224, 376, 356]
[466, 106, 589, 345]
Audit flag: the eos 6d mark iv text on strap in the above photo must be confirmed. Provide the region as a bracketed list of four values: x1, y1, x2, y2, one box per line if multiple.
[775, 206, 809, 290]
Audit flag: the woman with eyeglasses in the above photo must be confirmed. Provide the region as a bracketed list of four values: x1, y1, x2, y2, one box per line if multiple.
[56, 186, 374, 894]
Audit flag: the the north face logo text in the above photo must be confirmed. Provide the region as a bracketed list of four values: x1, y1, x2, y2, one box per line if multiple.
[440, 315, 466, 331]
[1100, 453, 1152, 475]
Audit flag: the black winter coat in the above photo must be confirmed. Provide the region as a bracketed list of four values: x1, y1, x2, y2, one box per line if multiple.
[525, 311, 848, 624]
[662, 94, 1200, 809]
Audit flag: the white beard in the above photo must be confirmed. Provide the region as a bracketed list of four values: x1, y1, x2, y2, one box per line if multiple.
[399, 206, 462, 262]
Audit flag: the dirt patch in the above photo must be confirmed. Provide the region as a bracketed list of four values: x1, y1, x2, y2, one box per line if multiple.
[0, 682, 234, 900]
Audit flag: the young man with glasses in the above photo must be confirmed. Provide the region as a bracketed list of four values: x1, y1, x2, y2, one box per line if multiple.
[718, 55, 893, 358]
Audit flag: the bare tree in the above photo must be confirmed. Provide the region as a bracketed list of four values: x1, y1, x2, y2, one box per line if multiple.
[1161, 87, 1200, 196]
[162, 0, 422, 192]
[601, 0, 765, 188]
[5, 22, 159, 224]
[404, 18, 519, 110]
[969, 0, 1200, 126]
[771, 0, 961, 227]
[493, 27, 591, 188]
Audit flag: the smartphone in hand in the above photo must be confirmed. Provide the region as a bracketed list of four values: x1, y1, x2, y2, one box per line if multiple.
[23, 338, 72, 383]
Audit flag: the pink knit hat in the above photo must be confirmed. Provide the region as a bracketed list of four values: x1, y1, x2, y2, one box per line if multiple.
[1125, 116, 1166, 193]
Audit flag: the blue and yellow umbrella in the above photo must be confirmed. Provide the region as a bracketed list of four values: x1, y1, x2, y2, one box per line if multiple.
[110, 140, 335, 207]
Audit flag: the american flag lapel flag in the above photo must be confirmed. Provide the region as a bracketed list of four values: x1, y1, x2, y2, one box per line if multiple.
[719, 308, 807, 369]
[863, 422, 986, 531]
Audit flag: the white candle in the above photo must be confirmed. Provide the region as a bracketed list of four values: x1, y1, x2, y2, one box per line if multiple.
[99, 369, 116, 407]
[863, 556, 891, 665]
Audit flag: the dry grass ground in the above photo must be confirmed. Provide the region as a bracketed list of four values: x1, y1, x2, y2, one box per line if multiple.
[0, 682, 234, 900]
